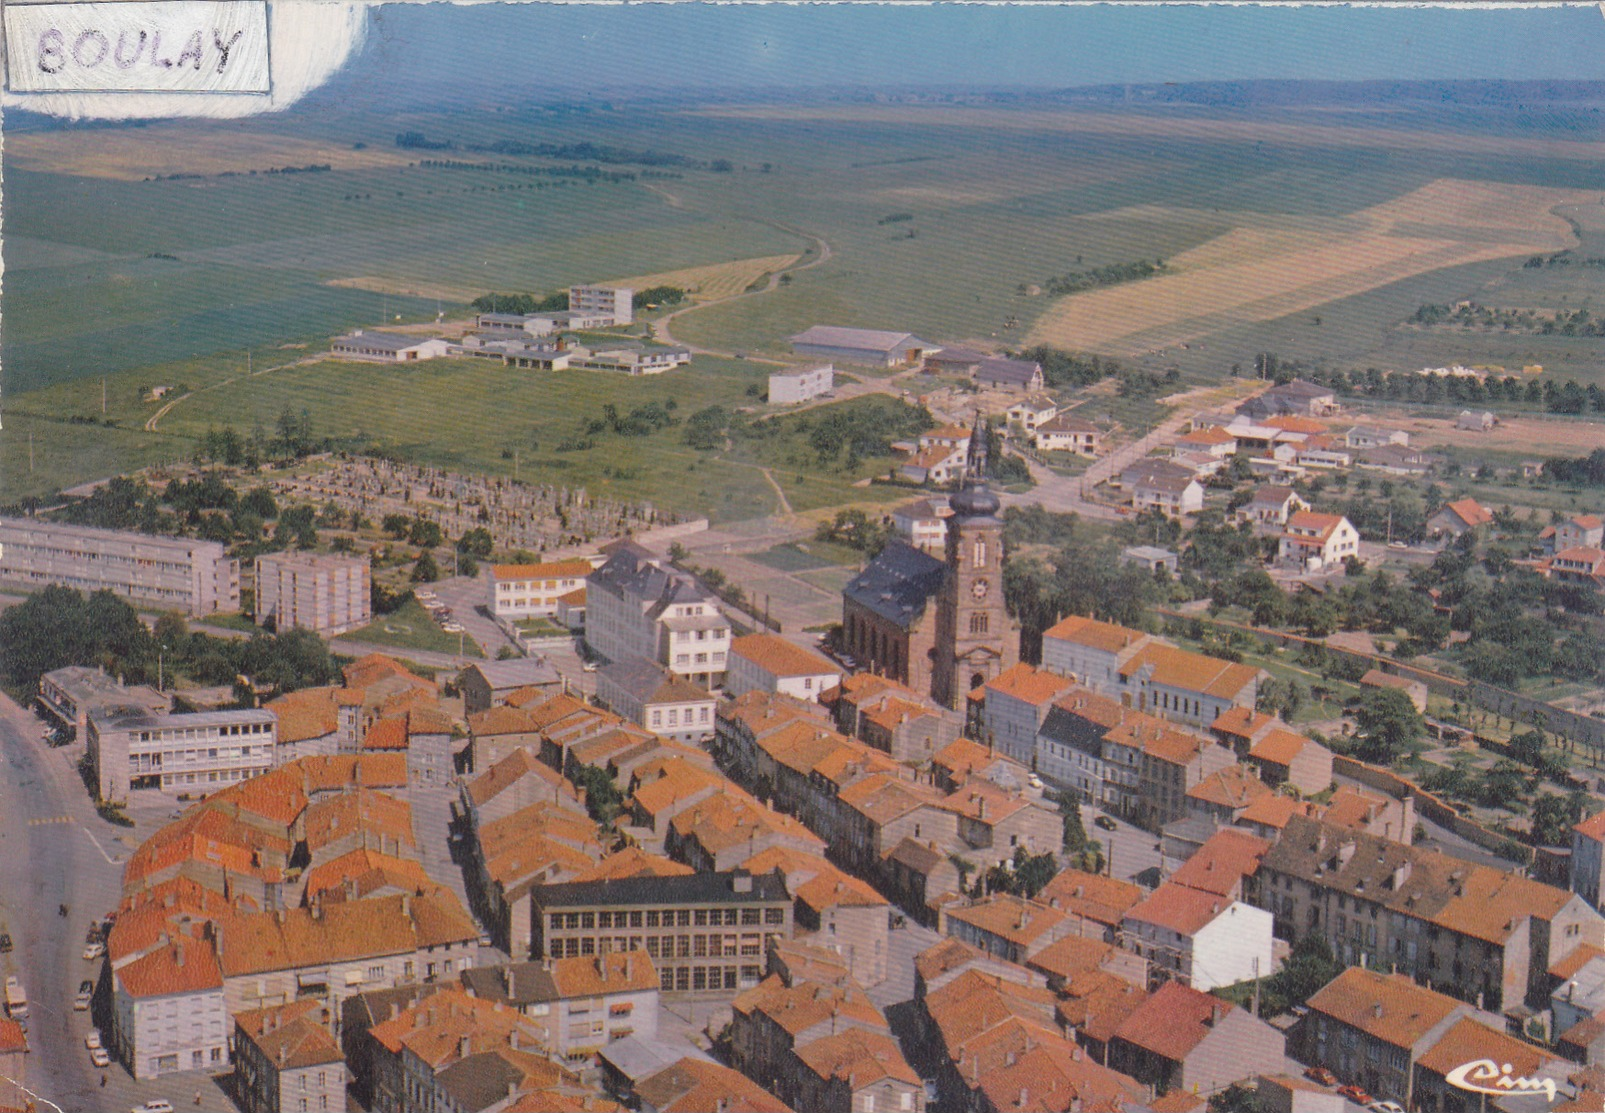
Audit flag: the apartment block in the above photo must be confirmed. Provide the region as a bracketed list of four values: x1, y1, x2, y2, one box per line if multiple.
[89, 707, 278, 803]
[569, 284, 634, 325]
[255, 550, 371, 637]
[232, 1000, 346, 1113]
[530, 870, 793, 997]
[767, 364, 835, 405]
[0, 515, 240, 615]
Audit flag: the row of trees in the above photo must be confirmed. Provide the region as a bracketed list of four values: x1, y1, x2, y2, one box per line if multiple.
[0, 587, 338, 702]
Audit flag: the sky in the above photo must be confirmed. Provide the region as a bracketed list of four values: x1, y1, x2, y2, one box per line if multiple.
[345, 3, 1605, 96]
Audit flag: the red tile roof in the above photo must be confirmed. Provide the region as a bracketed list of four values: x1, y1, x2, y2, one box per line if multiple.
[1112, 981, 1235, 1062]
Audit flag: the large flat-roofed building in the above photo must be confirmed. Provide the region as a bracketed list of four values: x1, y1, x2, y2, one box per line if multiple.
[89, 708, 278, 803]
[329, 331, 452, 362]
[570, 284, 634, 326]
[787, 326, 939, 367]
[38, 666, 169, 740]
[530, 870, 793, 997]
[0, 516, 240, 616]
[254, 551, 371, 637]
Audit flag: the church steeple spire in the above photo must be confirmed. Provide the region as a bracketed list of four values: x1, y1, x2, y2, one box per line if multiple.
[949, 410, 1000, 520]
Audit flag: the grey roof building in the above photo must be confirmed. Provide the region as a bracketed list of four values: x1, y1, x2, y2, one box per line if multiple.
[787, 326, 939, 367]
[458, 658, 564, 716]
[586, 542, 730, 689]
[842, 542, 946, 630]
[594, 657, 716, 742]
[975, 356, 1045, 391]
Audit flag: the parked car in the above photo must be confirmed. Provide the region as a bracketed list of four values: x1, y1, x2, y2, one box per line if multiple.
[1094, 815, 1118, 831]
[0, 933, 11, 954]
[84, 1029, 102, 1050]
[73, 991, 91, 1012]
[82, 941, 106, 961]
[442, 622, 464, 634]
[79, 979, 94, 996]
[1369, 1102, 1406, 1113]
[89, 1047, 109, 1067]
[1027, 774, 1044, 790]
[1338, 1085, 1372, 1106]
[132, 1102, 175, 1113]
[582, 661, 598, 673]
[1303, 1067, 1338, 1087]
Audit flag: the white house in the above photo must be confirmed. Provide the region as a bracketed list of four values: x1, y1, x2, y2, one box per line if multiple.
[489, 560, 594, 619]
[112, 937, 230, 1080]
[768, 365, 835, 405]
[1278, 511, 1359, 570]
[1133, 471, 1204, 517]
[1034, 414, 1101, 456]
[330, 332, 452, 363]
[587, 542, 731, 689]
[1006, 395, 1059, 434]
[595, 658, 717, 744]
[725, 635, 842, 701]
[890, 499, 948, 554]
[1120, 883, 1274, 992]
[1239, 486, 1309, 527]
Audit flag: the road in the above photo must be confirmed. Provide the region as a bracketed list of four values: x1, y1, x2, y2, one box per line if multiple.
[0, 692, 238, 1111]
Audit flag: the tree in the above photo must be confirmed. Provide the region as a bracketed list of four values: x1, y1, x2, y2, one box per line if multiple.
[1013, 849, 1059, 899]
[1532, 792, 1587, 847]
[408, 517, 444, 549]
[1209, 1083, 1260, 1113]
[1264, 934, 1340, 1011]
[571, 765, 622, 825]
[411, 551, 440, 583]
[457, 528, 494, 557]
[1354, 686, 1422, 763]
[381, 513, 412, 540]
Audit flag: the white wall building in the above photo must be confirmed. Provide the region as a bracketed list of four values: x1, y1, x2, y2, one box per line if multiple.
[489, 560, 594, 619]
[768, 365, 835, 405]
[255, 551, 371, 637]
[0, 516, 240, 616]
[587, 542, 730, 689]
[724, 635, 841, 701]
[329, 332, 452, 362]
[111, 939, 229, 1081]
[569, 284, 634, 326]
[1121, 886, 1274, 992]
[89, 708, 278, 803]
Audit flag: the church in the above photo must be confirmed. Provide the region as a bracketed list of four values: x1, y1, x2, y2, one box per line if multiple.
[840, 414, 1018, 710]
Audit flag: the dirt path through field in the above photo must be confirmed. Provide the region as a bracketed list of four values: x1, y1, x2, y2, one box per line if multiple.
[144, 354, 324, 433]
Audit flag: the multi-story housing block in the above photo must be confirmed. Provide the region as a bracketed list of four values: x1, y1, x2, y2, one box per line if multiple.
[254, 551, 371, 637]
[460, 950, 659, 1062]
[232, 1000, 346, 1113]
[89, 707, 278, 803]
[529, 870, 793, 997]
[0, 515, 240, 615]
[111, 934, 230, 1080]
[569, 284, 634, 325]
[587, 542, 731, 689]
[726, 634, 841, 702]
[1257, 816, 1605, 1012]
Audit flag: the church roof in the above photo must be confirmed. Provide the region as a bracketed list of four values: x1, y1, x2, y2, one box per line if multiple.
[844, 542, 946, 628]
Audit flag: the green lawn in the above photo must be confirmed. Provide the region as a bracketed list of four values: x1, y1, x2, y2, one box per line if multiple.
[515, 616, 568, 638]
[346, 597, 484, 658]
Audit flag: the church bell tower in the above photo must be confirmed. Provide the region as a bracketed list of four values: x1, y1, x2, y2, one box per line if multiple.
[931, 412, 1016, 710]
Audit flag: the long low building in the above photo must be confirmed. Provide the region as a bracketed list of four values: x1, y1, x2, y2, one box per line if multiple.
[0, 515, 240, 616]
[89, 708, 279, 802]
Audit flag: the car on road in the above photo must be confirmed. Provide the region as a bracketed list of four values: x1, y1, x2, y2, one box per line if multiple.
[442, 622, 465, 634]
[1094, 815, 1118, 831]
[83, 941, 106, 960]
[1027, 774, 1044, 790]
[131, 1102, 174, 1113]
[80, 979, 95, 996]
[85, 1029, 102, 1050]
[1369, 1102, 1405, 1113]
[89, 1047, 110, 1067]
[1337, 1085, 1372, 1106]
[582, 661, 598, 673]
[0, 933, 10, 953]
[74, 993, 91, 1012]
[1303, 1067, 1337, 1087]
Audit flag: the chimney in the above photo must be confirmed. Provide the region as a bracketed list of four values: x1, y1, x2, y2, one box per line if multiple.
[1208, 1005, 1220, 1026]
[1372, 1003, 1383, 1019]
[1020, 1087, 1030, 1108]
[458, 1034, 470, 1059]
[503, 967, 515, 997]
[401, 894, 411, 917]
[625, 955, 633, 981]
[175, 943, 185, 968]
[1006, 1050, 1017, 1067]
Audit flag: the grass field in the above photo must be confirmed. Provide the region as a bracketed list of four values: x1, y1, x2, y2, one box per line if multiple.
[347, 598, 484, 659]
[10, 97, 1605, 513]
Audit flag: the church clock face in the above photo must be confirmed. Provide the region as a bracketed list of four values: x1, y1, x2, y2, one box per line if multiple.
[971, 578, 989, 600]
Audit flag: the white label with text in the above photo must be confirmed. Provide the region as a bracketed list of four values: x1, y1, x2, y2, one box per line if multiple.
[4, 1, 270, 94]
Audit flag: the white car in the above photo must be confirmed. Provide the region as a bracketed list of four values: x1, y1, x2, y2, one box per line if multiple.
[73, 992, 91, 1012]
[89, 1047, 110, 1067]
[1027, 774, 1044, 790]
[441, 622, 464, 634]
[132, 1102, 175, 1113]
[85, 1029, 102, 1050]
[83, 941, 106, 960]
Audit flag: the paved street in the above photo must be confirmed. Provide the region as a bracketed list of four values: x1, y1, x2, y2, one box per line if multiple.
[0, 691, 239, 1112]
